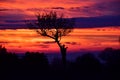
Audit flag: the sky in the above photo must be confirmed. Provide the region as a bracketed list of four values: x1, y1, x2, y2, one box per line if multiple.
[0, 27, 119, 53]
[0, 0, 120, 53]
[0, 0, 120, 29]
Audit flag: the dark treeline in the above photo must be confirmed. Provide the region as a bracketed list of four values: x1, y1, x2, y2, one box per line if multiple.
[0, 45, 120, 80]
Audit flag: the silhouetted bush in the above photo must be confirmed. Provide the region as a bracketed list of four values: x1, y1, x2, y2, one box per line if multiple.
[0, 46, 120, 80]
[76, 53, 101, 72]
[22, 52, 49, 70]
[0, 45, 7, 54]
[99, 48, 120, 72]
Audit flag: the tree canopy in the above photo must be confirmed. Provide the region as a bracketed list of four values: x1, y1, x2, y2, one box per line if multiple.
[26, 11, 74, 42]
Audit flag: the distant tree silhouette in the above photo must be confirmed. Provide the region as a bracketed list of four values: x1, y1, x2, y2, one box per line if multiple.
[118, 36, 120, 48]
[99, 48, 120, 67]
[26, 11, 75, 66]
[0, 45, 7, 54]
[1, 46, 120, 80]
[76, 53, 101, 72]
[23, 52, 49, 69]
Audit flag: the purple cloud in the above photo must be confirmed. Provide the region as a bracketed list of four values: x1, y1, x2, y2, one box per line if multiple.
[65, 42, 77, 45]
[74, 15, 120, 28]
[0, 15, 120, 29]
[42, 41, 55, 44]
[67, 0, 120, 17]
[0, 0, 15, 2]
[35, 44, 50, 48]
[50, 7, 65, 9]
[0, 0, 120, 29]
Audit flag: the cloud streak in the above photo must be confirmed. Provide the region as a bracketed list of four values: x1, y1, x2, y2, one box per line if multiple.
[0, 15, 120, 29]
[74, 15, 120, 28]
[0, 0, 120, 29]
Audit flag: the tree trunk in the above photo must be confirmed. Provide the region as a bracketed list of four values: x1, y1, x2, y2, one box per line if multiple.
[56, 41, 67, 66]
[60, 45, 67, 66]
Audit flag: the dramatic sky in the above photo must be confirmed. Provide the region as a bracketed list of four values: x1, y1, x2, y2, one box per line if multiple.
[0, 0, 120, 53]
[0, 0, 120, 29]
[0, 28, 119, 53]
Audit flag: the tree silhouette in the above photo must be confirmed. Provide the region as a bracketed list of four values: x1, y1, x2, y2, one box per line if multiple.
[0, 45, 7, 54]
[26, 11, 74, 66]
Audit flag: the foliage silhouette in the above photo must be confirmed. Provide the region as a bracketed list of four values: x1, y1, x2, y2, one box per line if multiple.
[23, 52, 49, 69]
[0, 45, 7, 54]
[0, 46, 120, 80]
[99, 48, 120, 71]
[26, 11, 75, 66]
[76, 53, 101, 72]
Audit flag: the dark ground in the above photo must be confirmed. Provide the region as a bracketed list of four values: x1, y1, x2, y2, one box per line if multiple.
[0, 46, 120, 80]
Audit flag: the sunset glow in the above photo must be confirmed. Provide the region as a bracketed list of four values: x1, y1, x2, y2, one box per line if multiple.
[0, 0, 120, 54]
[0, 27, 119, 53]
[0, 1, 120, 79]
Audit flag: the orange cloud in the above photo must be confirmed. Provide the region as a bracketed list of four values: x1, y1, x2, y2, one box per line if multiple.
[0, 27, 119, 53]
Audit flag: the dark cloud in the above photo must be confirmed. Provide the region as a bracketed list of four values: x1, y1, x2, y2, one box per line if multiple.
[26, 7, 64, 12]
[50, 7, 65, 9]
[0, 15, 120, 29]
[0, 23, 26, 29]
[68, 0, 120, 16]
[0, 8, 22, 12]
[26, 8, 42, 11]
[0, 40, 21, 44]
[0, 41, 9, 44]
[0, 9, 28, 29]
[0, 0, 15, 2]
[42, 41, 55, 44]
[69, 7, 81, 12]
[5, 20, 26, 23]
[0, 8, 10, 11]
[92, 0, 120, 15]
[0, 12, 25, 21]
[65, 42, 77, 45]
[74, 15, 120, 28]
[35, 44, 50, 48]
